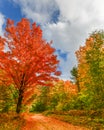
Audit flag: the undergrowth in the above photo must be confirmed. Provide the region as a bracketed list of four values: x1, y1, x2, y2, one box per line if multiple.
[0, 112, 25, 130]
[44, 110, 104, 130]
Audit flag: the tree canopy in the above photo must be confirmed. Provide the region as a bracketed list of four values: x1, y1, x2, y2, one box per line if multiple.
[0, 18, 61, 113]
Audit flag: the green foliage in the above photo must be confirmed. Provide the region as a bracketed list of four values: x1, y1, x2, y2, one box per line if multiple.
[70, 66, 80, 92]
[68, 89, 104, 111]
[49, 92, 67, 111]
[76, 31, 104, 110]
[85, 32, 104, 110]
[70, 66, 78, 83]
[68, 92, 92, 110]
[0, 85, 18, 112]
[30, 82, 70, 112]
[30, 86, 49, 112]
[48, 82, 70, 111]
[30, 101, 46, 112]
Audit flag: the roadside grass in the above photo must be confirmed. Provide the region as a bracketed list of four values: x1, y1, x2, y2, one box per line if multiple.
[0, 112, 25, 130]
[1, 110, 104, 130]
[43, 110, 104, 130]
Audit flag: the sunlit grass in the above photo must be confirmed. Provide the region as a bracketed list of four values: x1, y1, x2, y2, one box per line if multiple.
[44, 110, 104, 130]
[0, 112, 25, 130]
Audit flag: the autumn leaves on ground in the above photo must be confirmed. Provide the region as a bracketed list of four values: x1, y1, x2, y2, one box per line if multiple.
[0, 18, 104, 130]
[21, 113, 89, 130]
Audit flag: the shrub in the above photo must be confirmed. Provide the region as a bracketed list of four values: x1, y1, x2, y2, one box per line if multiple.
[30, 101, 46, 112]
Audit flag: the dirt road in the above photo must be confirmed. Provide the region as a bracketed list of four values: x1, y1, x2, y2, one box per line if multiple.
[21, 114, 88, 130]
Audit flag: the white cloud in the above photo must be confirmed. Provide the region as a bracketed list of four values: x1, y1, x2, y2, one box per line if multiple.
[42, 21, 87, 79]
[56, 0, 104, 24]
[43, 0, 104, 79]
[0, 13, 5, 36]
[11, 0, 104, 79]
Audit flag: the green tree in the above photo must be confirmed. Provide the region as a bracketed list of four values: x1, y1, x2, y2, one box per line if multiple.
[76, 31, 104, 109]
[49, 81, 69, 111]
[86, 32, 104, 109]
[30, 86, 49, 112]
[70, 66, 80, 92]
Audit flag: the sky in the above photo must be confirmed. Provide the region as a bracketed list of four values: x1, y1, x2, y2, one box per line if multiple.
[0, 0, 104, 80]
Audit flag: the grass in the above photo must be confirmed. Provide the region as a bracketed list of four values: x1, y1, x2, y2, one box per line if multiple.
[0, 112, 25, 130]
[44, 110, 104, 130]
[1, 110, 104, 130]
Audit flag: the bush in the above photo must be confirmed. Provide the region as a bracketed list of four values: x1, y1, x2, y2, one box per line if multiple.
[30, 101, 46, 112]
[0, 85, 18, 112]
[67, 91, 94, 110]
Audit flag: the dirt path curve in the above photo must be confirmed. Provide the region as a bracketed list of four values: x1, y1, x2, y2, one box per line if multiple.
[21, 114, 88, 130]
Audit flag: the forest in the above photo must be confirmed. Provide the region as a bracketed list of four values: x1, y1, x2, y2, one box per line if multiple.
[0, 18, 104, 130]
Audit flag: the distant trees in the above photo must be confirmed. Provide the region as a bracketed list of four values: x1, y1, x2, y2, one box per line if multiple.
[0, 18, 60, 113]
[30, 80, 77, 112]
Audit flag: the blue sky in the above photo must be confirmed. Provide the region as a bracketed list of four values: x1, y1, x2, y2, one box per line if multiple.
[0, 0, 104, 80]
[0, 0, 22, 21]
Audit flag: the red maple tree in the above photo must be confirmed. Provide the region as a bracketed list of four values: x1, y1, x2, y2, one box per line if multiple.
[0, 18, 61, 113]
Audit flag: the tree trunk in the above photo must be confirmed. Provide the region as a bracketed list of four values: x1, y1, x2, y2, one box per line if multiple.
[16, 90, 23, 113]
[77, 80, 80, 92]
[16, 74, 25, 113]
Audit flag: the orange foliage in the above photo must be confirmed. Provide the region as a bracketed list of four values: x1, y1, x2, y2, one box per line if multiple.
[64, 80, 77, 94]
[0, 18, 61, 113]
[75, 38, 93, 89]
[53, 80, 77, 95]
